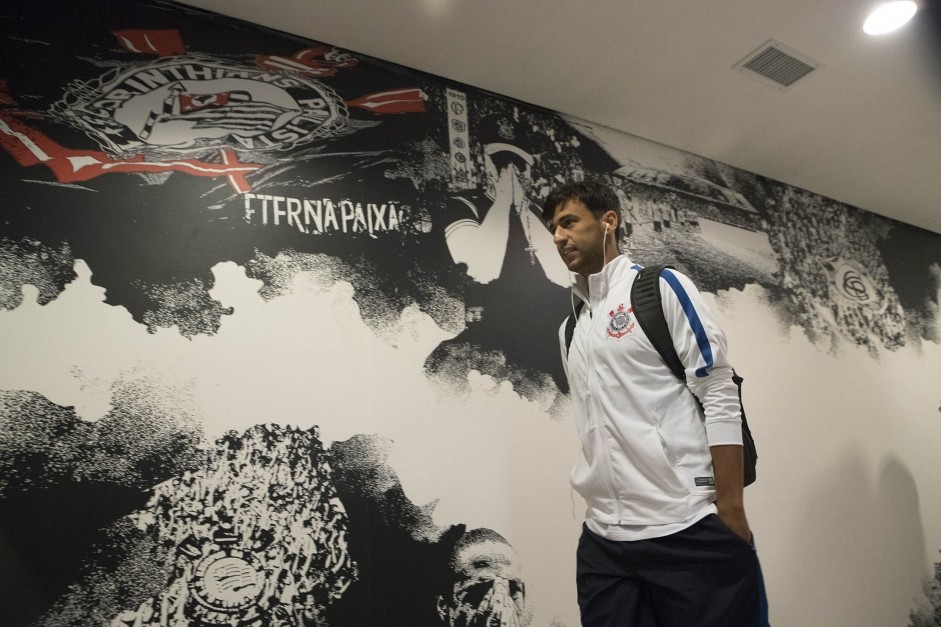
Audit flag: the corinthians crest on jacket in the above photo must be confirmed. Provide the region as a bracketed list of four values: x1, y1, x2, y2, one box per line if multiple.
[607, 303, 635, 340]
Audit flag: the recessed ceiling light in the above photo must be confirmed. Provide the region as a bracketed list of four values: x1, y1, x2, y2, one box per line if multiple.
[863, 1, 918, 35]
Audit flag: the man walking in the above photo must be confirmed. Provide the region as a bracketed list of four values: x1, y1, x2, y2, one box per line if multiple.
[542, 180, 766, 626]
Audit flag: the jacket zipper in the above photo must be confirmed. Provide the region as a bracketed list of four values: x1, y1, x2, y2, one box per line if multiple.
[583, 289, 624, 521]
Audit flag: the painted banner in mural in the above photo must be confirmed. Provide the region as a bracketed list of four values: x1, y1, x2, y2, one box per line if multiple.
[2, 1, 940, 626]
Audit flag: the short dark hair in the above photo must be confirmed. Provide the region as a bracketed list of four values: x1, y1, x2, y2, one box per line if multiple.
[541, 180, 622, 238]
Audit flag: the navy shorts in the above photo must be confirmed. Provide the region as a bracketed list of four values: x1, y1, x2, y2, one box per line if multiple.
[577, 514, 769, 627]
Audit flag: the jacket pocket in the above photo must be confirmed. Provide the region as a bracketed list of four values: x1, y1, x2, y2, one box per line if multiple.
[655, 428, 686, 491]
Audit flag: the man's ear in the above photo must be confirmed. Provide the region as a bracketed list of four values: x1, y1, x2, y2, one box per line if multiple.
[603, 209, 618, 232]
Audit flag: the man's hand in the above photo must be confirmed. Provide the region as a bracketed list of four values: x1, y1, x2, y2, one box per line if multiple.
[717, 503, 751, 543]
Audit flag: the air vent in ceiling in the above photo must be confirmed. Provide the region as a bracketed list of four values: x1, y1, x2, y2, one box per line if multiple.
[734, 39, 819, 89]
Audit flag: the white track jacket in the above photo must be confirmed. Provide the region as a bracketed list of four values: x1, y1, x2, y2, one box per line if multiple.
[560, 255, 743, 526]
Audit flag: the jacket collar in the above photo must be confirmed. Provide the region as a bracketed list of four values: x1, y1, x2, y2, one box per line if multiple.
[572, 254, 633, 304]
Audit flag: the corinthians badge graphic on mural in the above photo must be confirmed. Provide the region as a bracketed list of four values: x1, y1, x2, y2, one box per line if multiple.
[817, 256, 885, 311]
[50, 56, 350, 156]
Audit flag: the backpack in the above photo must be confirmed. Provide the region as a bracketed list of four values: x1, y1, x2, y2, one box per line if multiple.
[564, 265, 757, 486]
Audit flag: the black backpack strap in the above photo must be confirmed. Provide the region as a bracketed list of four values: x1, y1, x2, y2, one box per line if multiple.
[564, 300, 585, 357]
[629, 265, 685, 381]
[630, 265, 758, 486]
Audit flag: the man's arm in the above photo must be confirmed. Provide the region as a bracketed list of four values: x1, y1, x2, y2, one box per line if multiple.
[711, 444, 750, 541]
[658, 269, 751, 541]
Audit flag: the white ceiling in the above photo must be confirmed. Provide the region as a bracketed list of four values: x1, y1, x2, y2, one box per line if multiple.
[177, 0, 941, 234]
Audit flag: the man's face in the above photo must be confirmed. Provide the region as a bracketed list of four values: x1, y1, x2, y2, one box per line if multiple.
[547, 199, 608, 277]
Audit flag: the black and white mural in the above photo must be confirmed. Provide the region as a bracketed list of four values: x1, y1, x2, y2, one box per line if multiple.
[2, 1, 940, 626]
